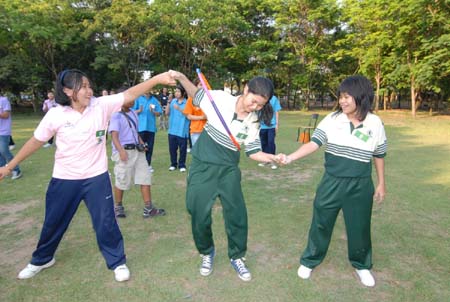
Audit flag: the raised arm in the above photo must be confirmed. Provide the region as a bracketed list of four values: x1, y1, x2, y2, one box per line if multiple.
[168, 70, 198, 99]
[123, 72, 176, 107]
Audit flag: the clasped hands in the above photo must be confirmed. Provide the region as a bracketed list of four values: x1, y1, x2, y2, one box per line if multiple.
[272, 154, 293, 165]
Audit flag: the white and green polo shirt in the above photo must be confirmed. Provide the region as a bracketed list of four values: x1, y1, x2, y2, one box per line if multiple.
[312, 112, 387, 177]
[191, 89, 262, 165]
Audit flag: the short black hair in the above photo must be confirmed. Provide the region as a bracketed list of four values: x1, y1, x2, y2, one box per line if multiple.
[335, 75, 374, 121]
[175, 85, 187, 98]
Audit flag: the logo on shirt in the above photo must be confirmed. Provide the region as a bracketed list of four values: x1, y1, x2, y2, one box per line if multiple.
[63, 121, 75, 128]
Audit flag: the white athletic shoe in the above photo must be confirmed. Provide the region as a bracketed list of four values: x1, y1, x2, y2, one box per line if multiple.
[271, 164, 278, 170]
[258, 163, 266, 167]
[17, 258, 55, 279]
[169, 166, 176, 171]
[11, 170, 22, 180]
[355, 269, 375, 287]
[297, 265, 312, 279]
[200, 249, 215, 277]
[43, 143, 52, 148]
[114, 264, 130, 282]
[179, 167, 186, 172]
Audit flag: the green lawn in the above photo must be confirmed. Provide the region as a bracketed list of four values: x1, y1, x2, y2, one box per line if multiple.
[1, 110, 449, 302]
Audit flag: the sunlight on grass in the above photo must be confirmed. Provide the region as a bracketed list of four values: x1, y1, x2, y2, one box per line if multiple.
[1, 111, 449, 302]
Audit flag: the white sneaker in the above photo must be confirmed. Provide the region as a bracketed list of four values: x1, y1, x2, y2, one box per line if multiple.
[355, 269, 375, 287]
[43, 143, 52, 148]
[114, 264, 130, 282]
[187, 148, 191, 153]
[9, 144, 15, 151]
[297, 265, 312, 279]
[17, 258, 55, 279]
[169, 166, 176, 171]
[271, 164, 278, 170]
[200, 249, 215, 277]
[179, 167, 186, 172]
[148, 166, 154, 173]
[257, 163, 266, 167]
[11, 170, 22, 180]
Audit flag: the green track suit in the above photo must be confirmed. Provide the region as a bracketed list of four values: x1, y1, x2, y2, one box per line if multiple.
[301, 112, 387, 270]
[187, 89, 262, 259]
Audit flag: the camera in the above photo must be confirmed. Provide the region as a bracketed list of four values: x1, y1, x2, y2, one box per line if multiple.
[136, 143, 147, 152]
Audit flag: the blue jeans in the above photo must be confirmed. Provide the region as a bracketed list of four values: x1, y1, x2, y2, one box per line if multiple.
[0, 135, 20, 173]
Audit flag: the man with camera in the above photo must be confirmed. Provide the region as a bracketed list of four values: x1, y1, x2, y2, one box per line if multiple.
[109, 100, 166, 219]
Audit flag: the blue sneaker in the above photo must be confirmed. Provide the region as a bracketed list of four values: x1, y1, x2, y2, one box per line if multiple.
[200, 249, 215, 276]
[230, 257, 251, 281]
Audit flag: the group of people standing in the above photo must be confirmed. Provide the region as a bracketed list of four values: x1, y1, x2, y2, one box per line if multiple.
[0, 70, 386, 289]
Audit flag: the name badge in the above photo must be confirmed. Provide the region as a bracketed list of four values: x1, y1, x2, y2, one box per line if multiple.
[353, 129, 369, 142]
[96, 130, 106, 144]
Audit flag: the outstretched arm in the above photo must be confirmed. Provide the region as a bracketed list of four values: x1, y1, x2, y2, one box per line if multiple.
[123, 72, 177, 107]
[0, 137, 44, 180]
[249, 151, 280, 163]
[278, 141, 320, 164]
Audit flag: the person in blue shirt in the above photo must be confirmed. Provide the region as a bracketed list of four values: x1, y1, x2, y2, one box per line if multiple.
[165, 86, 190, 172]
[132, 92, 162, 173]
[258, 95, 282, 169]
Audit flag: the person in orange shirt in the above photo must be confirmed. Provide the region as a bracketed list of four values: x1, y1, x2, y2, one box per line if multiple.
[183, 80, 206, 148]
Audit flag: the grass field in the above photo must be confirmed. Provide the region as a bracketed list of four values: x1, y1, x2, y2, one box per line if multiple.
[1, 110, 449, 302]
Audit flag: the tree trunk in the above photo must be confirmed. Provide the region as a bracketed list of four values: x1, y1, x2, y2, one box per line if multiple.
[389, 91, 396, 110]
[31, 89, 39, 113]
[286, 70, 292, 110]
[410, 76, 416, 117]
[374, 67, 381, 113]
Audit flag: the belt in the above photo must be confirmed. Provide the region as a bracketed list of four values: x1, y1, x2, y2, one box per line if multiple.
[123, 144, 137, 150]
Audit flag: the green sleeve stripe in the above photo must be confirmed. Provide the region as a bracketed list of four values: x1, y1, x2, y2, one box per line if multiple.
[311, 137, 323, 146]
[193, 89, 205, 106]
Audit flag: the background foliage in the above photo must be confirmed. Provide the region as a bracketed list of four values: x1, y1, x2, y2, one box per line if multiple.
[0, 0, 449, 114]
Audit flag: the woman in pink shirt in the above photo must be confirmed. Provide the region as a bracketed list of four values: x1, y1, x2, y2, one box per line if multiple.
[0, 69, 176, 282]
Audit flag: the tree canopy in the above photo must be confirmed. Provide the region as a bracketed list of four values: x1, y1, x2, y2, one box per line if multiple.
[0, 0, 448, 114]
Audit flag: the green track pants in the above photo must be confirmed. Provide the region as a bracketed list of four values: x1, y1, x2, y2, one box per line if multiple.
[186, 157, 247, 259]
[301, 172, 375, 270]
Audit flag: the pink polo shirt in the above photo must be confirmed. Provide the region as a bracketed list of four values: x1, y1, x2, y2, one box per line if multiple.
[34, 93, 124, 180]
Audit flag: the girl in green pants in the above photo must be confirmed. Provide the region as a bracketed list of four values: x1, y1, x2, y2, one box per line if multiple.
[171, 70, 281, 282]
[280, 75, 387, 287]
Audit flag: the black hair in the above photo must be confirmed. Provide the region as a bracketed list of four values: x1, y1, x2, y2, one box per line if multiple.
[335, 75, 374, 121]
[175, 85, 187, 98]
[55, 69, 91, 106]
[247, 76, 274, 126]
